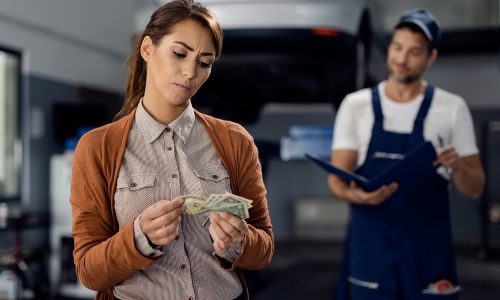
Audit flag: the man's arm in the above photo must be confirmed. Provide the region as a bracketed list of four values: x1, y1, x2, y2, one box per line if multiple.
[454, 155, 484, 198]
[327, 149, 398, 205]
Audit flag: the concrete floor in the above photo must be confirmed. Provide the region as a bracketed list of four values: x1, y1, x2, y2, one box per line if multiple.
[48, 239, 500, 299]
[247, 240, 500, 300]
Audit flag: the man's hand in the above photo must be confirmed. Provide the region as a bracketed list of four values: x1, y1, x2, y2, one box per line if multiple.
[435, 145, 461, 172]
[209, 212, 248, 256]
[328, 149, 398, 205]
[347, 181, 398, 205]
[139, 197, 184, 246]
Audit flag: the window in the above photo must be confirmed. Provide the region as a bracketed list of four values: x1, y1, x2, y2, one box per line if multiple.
[0, 47, 21, 200]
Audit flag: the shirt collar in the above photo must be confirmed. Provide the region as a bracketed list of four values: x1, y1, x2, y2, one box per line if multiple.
[135, 99, 195, 144]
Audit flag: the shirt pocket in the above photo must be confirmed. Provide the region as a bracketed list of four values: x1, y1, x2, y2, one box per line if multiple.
[193, 163, 231, 197]
[115, 173, 157, 226]
[117, 173, 155, 190]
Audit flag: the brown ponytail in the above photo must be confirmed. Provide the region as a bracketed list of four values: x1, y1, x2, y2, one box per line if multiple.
[114, 0, 223, 121]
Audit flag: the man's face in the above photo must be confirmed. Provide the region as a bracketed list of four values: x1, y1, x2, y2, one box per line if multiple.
[387, 27, 436, 84]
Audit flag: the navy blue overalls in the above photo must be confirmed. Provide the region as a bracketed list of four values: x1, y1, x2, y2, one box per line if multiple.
[336, 85, 459, 300]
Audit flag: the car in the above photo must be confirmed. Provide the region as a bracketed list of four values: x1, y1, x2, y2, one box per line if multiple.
[156, 0, 387, 123]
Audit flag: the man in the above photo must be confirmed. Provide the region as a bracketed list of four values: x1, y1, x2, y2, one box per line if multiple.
[328, 8, 485, 300]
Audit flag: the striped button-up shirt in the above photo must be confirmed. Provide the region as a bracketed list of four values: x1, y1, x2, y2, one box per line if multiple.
[113, 101, 242, 300]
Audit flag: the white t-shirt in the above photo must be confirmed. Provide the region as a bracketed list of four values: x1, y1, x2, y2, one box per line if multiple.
[332, 81, 479, 172]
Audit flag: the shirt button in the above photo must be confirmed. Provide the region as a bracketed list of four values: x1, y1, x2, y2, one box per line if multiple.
[171, 174, 177, 179]
[167, 146, 173, 151]
[130, 182, 137, 188]
[188, 297, 193, 300]
[175, 235, 180, 240]
[180, 264, 186, 270]
[166, 128, 171, 132]
[212, 175, 219, 180]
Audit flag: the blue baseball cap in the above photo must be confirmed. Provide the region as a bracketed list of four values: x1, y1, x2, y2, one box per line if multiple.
[395, 8, 441, 48]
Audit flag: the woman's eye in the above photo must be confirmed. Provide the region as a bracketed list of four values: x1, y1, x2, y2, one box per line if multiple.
[199, 61, 212, 68]
[173, 51, 186, 58]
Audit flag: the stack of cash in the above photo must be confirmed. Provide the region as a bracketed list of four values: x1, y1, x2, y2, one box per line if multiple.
[182, 192, 253, 219]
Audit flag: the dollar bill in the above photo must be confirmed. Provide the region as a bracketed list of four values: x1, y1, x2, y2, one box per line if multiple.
[182, 192, 253, 219]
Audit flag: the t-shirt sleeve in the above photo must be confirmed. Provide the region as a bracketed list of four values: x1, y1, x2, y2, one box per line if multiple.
[451, 99, 479, 157]
[332, 96, 358, 151]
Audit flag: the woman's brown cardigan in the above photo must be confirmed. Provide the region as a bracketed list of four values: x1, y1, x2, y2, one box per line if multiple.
[70, 109, 274, 299]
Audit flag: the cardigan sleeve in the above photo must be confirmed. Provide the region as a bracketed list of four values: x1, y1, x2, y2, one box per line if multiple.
[228, 129, 274, 270]
[70, 132, 154, 291]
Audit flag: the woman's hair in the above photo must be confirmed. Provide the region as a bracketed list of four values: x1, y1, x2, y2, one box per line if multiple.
[114, 0, 223, 121]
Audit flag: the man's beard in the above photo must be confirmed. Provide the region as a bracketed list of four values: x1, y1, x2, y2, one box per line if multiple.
[389, 70, 420, 84]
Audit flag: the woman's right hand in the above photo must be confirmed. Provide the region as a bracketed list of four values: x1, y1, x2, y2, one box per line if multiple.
[139, 197, 185, 246]
[347, 181, 398, 206]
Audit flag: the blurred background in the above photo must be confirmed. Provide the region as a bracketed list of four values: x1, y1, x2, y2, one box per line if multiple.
[0, 0, 500, 299]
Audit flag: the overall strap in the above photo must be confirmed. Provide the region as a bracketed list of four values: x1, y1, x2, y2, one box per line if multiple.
[371, 86, 384, 131]
[413, 85, 435, 130]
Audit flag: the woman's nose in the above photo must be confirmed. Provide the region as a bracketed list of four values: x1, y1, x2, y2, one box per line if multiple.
[182, 60, 197, 78]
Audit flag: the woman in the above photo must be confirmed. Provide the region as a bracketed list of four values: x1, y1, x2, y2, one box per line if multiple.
[70, 1, 274, 299]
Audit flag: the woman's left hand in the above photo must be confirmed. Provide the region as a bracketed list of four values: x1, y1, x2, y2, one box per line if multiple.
[208, 212, 248, 256]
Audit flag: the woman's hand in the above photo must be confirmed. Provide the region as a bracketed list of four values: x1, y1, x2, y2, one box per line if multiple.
[139, 197, 184, 246]
[209, 212, 248, 256]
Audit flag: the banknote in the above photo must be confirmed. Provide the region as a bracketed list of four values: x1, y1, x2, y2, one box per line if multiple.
[182, 192, 253, 219]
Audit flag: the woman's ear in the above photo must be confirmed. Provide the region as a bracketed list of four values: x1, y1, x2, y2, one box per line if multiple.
[140, 36, 153, 62]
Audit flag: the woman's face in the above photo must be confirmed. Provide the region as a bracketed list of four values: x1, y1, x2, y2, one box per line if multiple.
[141, 19, 216, 112]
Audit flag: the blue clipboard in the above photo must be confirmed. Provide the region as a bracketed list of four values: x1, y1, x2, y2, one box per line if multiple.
[305, 141, 438, 192]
